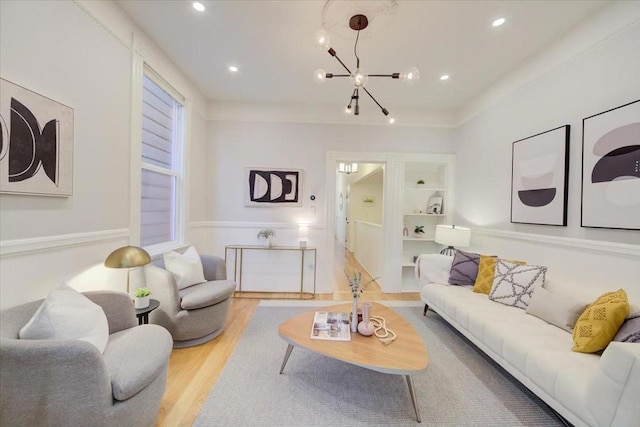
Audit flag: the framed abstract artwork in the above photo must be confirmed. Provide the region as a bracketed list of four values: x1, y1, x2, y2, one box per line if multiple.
[244, 167, 303, 207]
[0, 78, 74, 196]
[581, 100, 640, 230]
[511, 125, 570, 226]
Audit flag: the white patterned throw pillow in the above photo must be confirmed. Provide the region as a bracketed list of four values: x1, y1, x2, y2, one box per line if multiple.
[489, 260, 546, 309]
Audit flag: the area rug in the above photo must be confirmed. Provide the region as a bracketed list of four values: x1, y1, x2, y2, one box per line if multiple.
[194, 304, 561, 426]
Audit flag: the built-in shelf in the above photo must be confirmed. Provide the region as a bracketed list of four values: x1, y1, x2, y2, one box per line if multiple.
[406, 187, 446, 192]
[403, 237, 435, 241]
[403, 213, 446, 217]
[402, 262, 416, 267]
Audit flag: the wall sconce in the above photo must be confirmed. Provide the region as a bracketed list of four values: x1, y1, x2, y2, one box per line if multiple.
[338, 163, 358, 174]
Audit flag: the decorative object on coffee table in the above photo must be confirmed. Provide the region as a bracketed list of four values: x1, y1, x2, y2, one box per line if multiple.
[358, 302, 374, 336]
[344, 269, 378, 333]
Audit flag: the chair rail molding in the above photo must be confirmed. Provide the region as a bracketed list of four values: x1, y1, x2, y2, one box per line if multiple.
[0, 228, 129, 257]
[189, 221, 326, 230]
[473, 228, 640, 257]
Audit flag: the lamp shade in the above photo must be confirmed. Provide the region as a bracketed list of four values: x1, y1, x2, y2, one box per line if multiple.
[104, 246, 151, 269]
[435, 225, 471, 248]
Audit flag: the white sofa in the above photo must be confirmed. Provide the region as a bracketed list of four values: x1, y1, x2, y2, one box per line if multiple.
[417, 254, 640, 427]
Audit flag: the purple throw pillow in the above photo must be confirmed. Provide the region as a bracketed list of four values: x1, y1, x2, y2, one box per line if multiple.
[613, 312, 640, 343]
[448, 250, 480, 286]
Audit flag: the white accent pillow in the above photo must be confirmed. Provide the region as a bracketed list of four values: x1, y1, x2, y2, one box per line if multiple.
[163, 246, 206, 290]
[19, 285, 109, 353]
[489, 260, 546, 309]
[526, 287, 588, 332]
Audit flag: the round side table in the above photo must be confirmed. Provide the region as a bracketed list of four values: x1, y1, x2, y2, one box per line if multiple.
[135, 299, 160, 325]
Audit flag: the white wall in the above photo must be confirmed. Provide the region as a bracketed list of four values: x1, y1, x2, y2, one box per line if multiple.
[197, 120, 456, 292]
[454, 6, 640, 303]
[0, 0, 207, 309]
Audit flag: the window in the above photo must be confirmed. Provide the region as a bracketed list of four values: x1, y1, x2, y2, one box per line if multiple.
[140, 74, 184, 248]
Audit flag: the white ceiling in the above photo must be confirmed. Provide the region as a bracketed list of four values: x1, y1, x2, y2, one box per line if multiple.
[116, 0, 609, 117]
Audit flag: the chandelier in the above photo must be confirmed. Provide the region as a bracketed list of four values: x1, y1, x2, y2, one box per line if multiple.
[338, 162, 358, 174]
[313, 14, 419, 124]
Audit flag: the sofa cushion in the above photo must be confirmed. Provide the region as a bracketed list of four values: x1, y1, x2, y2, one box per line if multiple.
[489, 261, 546, 309]
[19, 285, 109, 353]
[613, 312, 640, 343]
[472, 256, 522, 294]
[573, 289, 629, 353]
[103, 324, 172, 401]
[526, 287, 587, 332]
[179, 280, 236, 310]
[448, 250, 480, 286]
[164, 246, 206, 290]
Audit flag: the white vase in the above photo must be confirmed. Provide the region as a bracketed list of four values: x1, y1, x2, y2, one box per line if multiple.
[134, 296, 149, 309]
[351, 298, 358, 333]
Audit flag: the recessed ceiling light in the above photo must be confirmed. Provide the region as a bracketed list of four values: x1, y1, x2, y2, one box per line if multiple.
[492, 17, 506, 27]
[228, 65, 239, 73]
[193, 2, 205, 12]
[440, 74, 450, 81]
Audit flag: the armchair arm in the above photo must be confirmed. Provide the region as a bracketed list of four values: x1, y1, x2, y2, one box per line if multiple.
[84, 290, 136, 334]
[144, 264, 182, 315]
[201, 255, 227, 281]
[0, 338, 112, 425]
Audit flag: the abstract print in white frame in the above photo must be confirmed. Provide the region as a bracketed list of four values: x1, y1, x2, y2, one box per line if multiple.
[0, 78, 74, 196]
[581, 100, 640, 230]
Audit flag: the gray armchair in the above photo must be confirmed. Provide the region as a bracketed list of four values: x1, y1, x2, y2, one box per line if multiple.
[147, 255, 236, 348]
[0, 290, 173, 427]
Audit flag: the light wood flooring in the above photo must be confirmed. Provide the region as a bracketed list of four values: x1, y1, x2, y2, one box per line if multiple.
[156, 241, 420, 426]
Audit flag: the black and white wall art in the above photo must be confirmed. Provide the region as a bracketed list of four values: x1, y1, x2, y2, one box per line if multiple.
[244, 168, 302, 207]
[582, 100, 640, 230]
[511, 125, 570, 226]
[0, 78, 73, 196]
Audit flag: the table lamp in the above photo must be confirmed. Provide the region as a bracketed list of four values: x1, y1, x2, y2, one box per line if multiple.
[435, 225, 471, 256]
[104, 245, 151, 293]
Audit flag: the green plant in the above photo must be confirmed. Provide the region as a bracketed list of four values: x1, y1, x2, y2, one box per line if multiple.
[414, 225, 425, 234]
[133, 287, 152, 298]
[416, 179, 425, 185]
[256, 229, 276, 239]
[344, 269, 379, 298]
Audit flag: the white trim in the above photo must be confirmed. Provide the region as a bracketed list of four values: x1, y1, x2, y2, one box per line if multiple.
[473, 228, 640, 257]
[189, 221, 326, 230]
[0, 229, 129, 257]
[129, 42, 144, 245]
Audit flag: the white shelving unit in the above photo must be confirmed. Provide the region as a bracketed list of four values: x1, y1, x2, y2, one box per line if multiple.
[401, 159, 454, 292]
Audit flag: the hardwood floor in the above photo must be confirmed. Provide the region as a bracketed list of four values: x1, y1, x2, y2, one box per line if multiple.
[156, 241, 420, 426]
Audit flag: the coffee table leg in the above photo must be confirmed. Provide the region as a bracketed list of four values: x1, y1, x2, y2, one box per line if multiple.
[405, 375, 421, 423]
[279, 344, 294, 374]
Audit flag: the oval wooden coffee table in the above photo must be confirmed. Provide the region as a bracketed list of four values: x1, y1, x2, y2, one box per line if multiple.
[278, 302, 429, 422]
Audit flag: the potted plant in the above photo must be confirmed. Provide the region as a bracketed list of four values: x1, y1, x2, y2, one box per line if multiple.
[416, 179, 425, 188]
[414, 225, 425, 238]
[133, 287, 152, 309]
[257, 229, 276, 247]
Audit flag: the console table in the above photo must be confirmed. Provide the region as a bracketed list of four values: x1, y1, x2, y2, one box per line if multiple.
[225, 245, 316, 299]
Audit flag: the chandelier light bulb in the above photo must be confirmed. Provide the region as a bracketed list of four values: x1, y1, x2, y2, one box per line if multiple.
[314, 29, 331, 50]
[402, 67, 420, 85]
[313, 69, 327, 83]
[387, 116, 397, 125]
[345, 106, 352, 114]
[350, 68, 368, 88]
[192, 2, 205, 12]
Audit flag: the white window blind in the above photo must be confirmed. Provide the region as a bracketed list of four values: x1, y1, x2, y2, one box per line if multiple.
[140, 75, 184, 248]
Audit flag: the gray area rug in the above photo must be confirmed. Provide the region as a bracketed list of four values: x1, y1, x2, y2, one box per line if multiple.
[194, 306, 561, 426]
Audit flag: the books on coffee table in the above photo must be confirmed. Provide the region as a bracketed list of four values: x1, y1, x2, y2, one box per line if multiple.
[310, 311, 351, 341]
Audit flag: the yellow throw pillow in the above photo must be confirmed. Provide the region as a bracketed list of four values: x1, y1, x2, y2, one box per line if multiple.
[473, 256, 525, 294]
[573, 289, 629, 353]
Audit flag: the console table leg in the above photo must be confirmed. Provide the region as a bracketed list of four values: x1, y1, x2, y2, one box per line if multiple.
[279, 344, 294, 374]
[405, 375, 421, 423]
